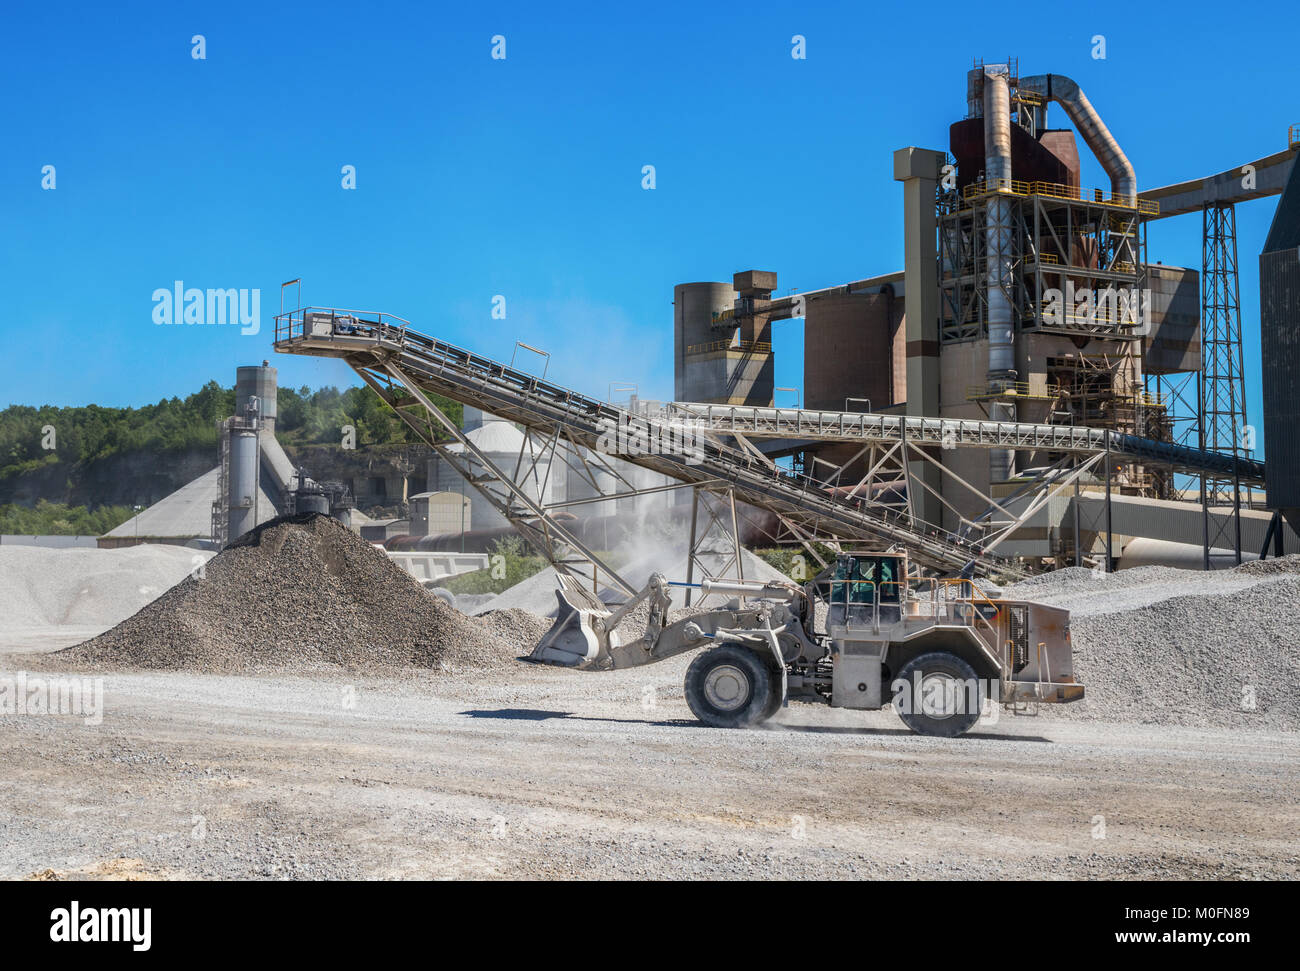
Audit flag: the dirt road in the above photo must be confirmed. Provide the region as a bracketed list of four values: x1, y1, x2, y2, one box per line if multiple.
[3, 647, 1297, 881]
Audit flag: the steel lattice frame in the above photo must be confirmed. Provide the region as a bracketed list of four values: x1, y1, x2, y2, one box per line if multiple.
[1199, 203, 1249, 564]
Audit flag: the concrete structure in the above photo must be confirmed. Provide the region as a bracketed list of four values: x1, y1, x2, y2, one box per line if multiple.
[384, 550, 489, 586]
[101, 466, 279, 548]
[664, 58, 1298, 568]
[236, 364, 278, 433]
[1, 535, 99, 548]
[102, 363, 326, 549]
[674, 274, 775, 405]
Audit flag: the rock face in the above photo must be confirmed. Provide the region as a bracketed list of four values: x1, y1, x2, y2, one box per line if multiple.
[0, 447, 213, 509]
[56, 514, 547, 675]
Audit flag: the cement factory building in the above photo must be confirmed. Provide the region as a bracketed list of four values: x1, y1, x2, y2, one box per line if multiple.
[673, 60, 1300, 568]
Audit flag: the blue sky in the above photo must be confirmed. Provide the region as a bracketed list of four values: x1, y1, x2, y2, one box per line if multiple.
[1, 1, 1294, 454]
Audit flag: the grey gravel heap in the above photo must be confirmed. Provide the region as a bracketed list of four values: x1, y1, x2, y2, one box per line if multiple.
[56, 514, 544, 675]
[1008, 561, 1300, 729]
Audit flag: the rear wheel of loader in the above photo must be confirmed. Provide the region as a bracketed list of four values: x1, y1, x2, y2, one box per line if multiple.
[685, 644, 774, 729]
[894, 652, 982, 738]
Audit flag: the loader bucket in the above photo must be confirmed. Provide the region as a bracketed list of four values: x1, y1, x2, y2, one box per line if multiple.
[527, 577, 615, 668]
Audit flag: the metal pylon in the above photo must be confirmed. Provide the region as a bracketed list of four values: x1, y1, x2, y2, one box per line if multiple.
[1199, 203, 1248, 567]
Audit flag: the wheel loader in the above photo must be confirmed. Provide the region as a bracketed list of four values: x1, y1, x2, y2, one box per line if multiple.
[527, 551, 1083, 737]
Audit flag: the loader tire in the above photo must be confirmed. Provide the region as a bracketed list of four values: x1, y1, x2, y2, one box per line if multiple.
[894, 652, 983, 738]
[685, 644, 775, 729]
[761, 677, 785, 722]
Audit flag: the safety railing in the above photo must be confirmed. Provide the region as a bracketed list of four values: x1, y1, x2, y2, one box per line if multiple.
[274, 307, 412, 345]
[827, 577, 1000, 639]
[967, 381, 1060, 402]
[1027, 253, 1137, 276]
[685, 339, 772, 355]
[962, 178, 1159, 215]
[1033, 298, 1146, 329]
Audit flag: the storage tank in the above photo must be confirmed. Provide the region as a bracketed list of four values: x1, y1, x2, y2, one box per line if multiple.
[236, 363, 278, 433]
[674, 281, 737, 402]
[295, 489, 330, 515]
[227, 430, 259, 541]
[803, 287, 902, 412]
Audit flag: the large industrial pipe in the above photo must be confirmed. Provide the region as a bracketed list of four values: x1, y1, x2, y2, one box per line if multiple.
[1017, 74, 1136, 204]
[983, 67, 1017, 481]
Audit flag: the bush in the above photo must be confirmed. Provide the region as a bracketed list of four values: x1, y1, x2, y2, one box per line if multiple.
[0, 501, 135, 536]
[0, 381, 464, 475]
[753, 545, 836, 582]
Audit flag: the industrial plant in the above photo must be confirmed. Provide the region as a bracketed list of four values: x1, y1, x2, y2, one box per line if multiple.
[674, 60, 1299, 572]
[5, 36, 1298, 894]
[94, 61, 1300, 590]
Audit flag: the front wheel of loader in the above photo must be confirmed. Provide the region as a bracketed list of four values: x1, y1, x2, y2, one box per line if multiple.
[894, 652, 983, 738]
[685, 644, 775, 729]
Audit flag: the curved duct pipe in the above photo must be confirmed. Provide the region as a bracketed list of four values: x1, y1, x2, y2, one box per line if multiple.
[984, 67, 1017, 481]
[1017, 74, 1136, 204]
[1020, 73, 1138, 275]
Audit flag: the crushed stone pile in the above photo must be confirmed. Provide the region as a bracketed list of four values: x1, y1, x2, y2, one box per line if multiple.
[1007, 562, 1300, 729]
[1232, 554, 1300, 577]
[51, 515, 546, 675]
[0, 544, 215, 651]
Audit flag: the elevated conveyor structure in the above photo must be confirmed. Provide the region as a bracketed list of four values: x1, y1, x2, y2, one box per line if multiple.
[665, 403, 1265, 485]
[272, 308, 1031, 589]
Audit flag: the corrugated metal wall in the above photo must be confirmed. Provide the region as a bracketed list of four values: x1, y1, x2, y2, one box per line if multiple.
[1260, 245, 1300, 513]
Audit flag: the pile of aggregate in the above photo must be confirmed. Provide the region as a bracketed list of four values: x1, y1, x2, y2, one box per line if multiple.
[0, 543, 214, 650]
[53, 515, 548, 675]
[1006, 562, 1300, 729]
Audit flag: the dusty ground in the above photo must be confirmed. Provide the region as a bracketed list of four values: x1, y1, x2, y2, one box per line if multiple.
[3, 639, 1297, 880]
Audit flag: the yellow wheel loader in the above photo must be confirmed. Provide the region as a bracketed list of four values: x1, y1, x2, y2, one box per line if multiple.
[527, 552, 1083, 737]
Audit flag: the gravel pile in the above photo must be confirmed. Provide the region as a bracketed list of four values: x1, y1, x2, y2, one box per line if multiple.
[0, 544, 215, 651]
[50, 515, 542, 675]
[1008, 564, 1300, 729]
[1232, 554, 1300, 577]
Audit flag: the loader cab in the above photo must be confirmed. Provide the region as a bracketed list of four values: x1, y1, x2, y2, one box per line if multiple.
[827, 552, 905, 629]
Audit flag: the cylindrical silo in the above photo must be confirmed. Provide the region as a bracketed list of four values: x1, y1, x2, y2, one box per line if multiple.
[227, 430, 259, 541]
[236, 363, 278, 433]
[674, 281, 736, 402]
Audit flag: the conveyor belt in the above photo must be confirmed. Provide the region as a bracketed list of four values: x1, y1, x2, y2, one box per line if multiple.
[666, 403, 1264, 485]
[273, 309, 1025, 576]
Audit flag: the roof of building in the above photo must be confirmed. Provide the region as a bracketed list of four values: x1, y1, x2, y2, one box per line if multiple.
[103, 467, 279, 540]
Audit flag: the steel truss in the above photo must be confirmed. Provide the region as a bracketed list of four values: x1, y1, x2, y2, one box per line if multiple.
[1199, 203, 1250, 566]
[273, 310, 1037, 602]
[939, 186, 1150, 345]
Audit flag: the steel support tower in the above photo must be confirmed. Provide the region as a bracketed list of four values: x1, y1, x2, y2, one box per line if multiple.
[1199, 203, 1248, 565]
